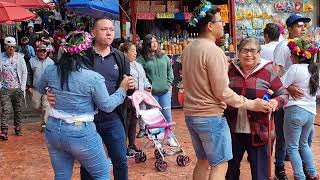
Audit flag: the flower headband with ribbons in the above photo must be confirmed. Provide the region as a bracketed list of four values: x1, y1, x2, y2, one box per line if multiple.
[189, 1, 214, 27]
[61, 31, 93, 56]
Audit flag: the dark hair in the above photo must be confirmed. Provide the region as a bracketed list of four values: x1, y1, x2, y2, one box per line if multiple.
[194, 5, 220, 33]
[112, 38, 124, 49]
[93, 17, 113, 29]
[141, 34, 163, 60]
[58, 33, 94, 90]
[119, 42, 134, 53]
[264, 23, 280, 41]
[308, 62, 319, 96]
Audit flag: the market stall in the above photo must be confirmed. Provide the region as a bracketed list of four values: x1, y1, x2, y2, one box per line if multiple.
[125, 0, 236, 107]
[128, 0, 236, 107]
[233, 0, 318, 44]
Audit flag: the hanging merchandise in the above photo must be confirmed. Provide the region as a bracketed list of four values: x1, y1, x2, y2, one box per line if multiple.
[234, 0, 315, 44]
[0, 24, 16, 39]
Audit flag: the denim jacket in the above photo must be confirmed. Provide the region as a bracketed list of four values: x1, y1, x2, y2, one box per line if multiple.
[36, 65, 127, 117]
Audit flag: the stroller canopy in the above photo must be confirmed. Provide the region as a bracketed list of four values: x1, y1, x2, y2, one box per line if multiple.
[131, 90, 161, 116]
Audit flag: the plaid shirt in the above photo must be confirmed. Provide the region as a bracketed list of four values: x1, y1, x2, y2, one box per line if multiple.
[225, 59, 288, 147]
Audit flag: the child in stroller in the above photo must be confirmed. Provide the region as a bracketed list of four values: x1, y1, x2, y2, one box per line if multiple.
[131, 90, 190, 172]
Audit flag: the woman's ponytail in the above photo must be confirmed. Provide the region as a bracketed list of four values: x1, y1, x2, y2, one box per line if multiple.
[308, 62, 319, 96]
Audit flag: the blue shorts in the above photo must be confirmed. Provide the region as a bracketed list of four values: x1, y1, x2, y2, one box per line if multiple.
[185, 116, 232, 166]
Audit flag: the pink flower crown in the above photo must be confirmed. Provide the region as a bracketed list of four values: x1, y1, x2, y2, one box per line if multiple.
[287, 38, 318, 60]
[61, 31, 93, 55]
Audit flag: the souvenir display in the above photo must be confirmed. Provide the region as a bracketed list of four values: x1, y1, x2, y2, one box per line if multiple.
[0, 24, 16, 39]
[235, 0, 314, 44]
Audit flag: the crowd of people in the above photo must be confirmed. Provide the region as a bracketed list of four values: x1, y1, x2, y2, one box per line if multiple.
[0, 2, 319, 180]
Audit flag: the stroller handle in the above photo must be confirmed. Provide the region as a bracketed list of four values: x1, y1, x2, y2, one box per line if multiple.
[146, 122, 176, 130]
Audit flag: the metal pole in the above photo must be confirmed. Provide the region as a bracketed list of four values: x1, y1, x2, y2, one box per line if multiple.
[130, 0, 137, 44]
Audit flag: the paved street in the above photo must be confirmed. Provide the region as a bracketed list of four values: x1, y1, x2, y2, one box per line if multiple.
[0, 109, 319, 180]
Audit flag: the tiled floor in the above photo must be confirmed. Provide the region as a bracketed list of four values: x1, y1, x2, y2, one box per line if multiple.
[1, 109, 319, 180]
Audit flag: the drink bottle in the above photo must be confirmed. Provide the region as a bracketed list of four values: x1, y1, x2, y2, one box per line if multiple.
[262, 89, 274, 101]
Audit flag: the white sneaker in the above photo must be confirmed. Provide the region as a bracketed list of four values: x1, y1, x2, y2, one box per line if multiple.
[168, 138, 178, 147]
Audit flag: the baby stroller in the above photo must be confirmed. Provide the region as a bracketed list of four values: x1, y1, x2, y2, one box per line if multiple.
[130, 90, 190, 172]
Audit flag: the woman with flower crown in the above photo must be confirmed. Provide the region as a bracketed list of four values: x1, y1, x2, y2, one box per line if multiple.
[281, 38, 319, 180]
[35, 31, 135, 180]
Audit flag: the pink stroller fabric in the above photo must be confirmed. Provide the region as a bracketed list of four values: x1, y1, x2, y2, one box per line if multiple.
[130, 90, 175, 139]
[130, 90, 162, 118]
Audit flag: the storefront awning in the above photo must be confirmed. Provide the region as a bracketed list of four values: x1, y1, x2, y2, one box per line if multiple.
[65, 0, 119, 20]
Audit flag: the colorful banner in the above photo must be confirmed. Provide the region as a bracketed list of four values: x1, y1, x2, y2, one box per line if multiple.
[156, 13, 175, 19]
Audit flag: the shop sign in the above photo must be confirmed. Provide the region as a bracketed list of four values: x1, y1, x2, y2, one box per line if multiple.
[137, 13, 156, 20]
[157, 13, 175, 19]
[217, 4, 229, 23]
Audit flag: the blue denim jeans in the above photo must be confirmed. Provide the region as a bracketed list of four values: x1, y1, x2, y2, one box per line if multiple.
[80, 114, 128, 180]
[153, 90, 172, 123]
[185, 116, 232, 166]
[284, 106, 317, 179]
[226, 133, 268, 180]
[45, 118, 109, 180]
[274, 108, 314, 167]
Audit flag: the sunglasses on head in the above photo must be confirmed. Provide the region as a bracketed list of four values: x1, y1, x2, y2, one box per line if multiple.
[6, 45, 16, 48]
[37, 49, 47, 53]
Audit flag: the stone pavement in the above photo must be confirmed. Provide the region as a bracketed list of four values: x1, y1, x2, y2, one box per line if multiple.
[0, 109, 319, 180]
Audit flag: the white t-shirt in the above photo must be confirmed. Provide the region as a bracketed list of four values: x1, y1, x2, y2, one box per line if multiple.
[273, 40, 292, 76]
[260, 41, 280, 62]
[281, 64, 317, 115]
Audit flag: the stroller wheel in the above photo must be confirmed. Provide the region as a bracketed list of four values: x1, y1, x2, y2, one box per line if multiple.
[182, 156, 190, 166]
[134, 153, 142, 163]
[177, 155, 190, 167]
[154, 149, 165, 159]
[176, 155, 184, 166]
[155, 159, 167, 172]
[140, 151, 147, 162]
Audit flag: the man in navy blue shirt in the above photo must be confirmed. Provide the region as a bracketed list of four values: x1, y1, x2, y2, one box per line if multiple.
[81, 18, 131, 180]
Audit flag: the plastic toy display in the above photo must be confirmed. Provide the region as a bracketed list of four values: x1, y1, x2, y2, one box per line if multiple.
[235, 0, 314, 44]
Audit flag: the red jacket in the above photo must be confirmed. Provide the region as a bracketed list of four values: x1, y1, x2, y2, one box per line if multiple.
[225, 59, 288, 147]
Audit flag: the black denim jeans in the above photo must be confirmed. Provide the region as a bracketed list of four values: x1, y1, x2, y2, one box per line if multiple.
[226, 133, 269, 180]
[80, 114, 128, 180]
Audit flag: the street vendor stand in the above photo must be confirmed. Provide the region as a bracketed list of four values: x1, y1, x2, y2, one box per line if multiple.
[233, 0, 318, 44]
[127, 0, 235, 108]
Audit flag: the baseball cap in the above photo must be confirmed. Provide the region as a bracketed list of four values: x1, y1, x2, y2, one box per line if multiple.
[4, 37, 17, 46]
[286, 14, 311, 27]
[27, 22, 34, 28]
